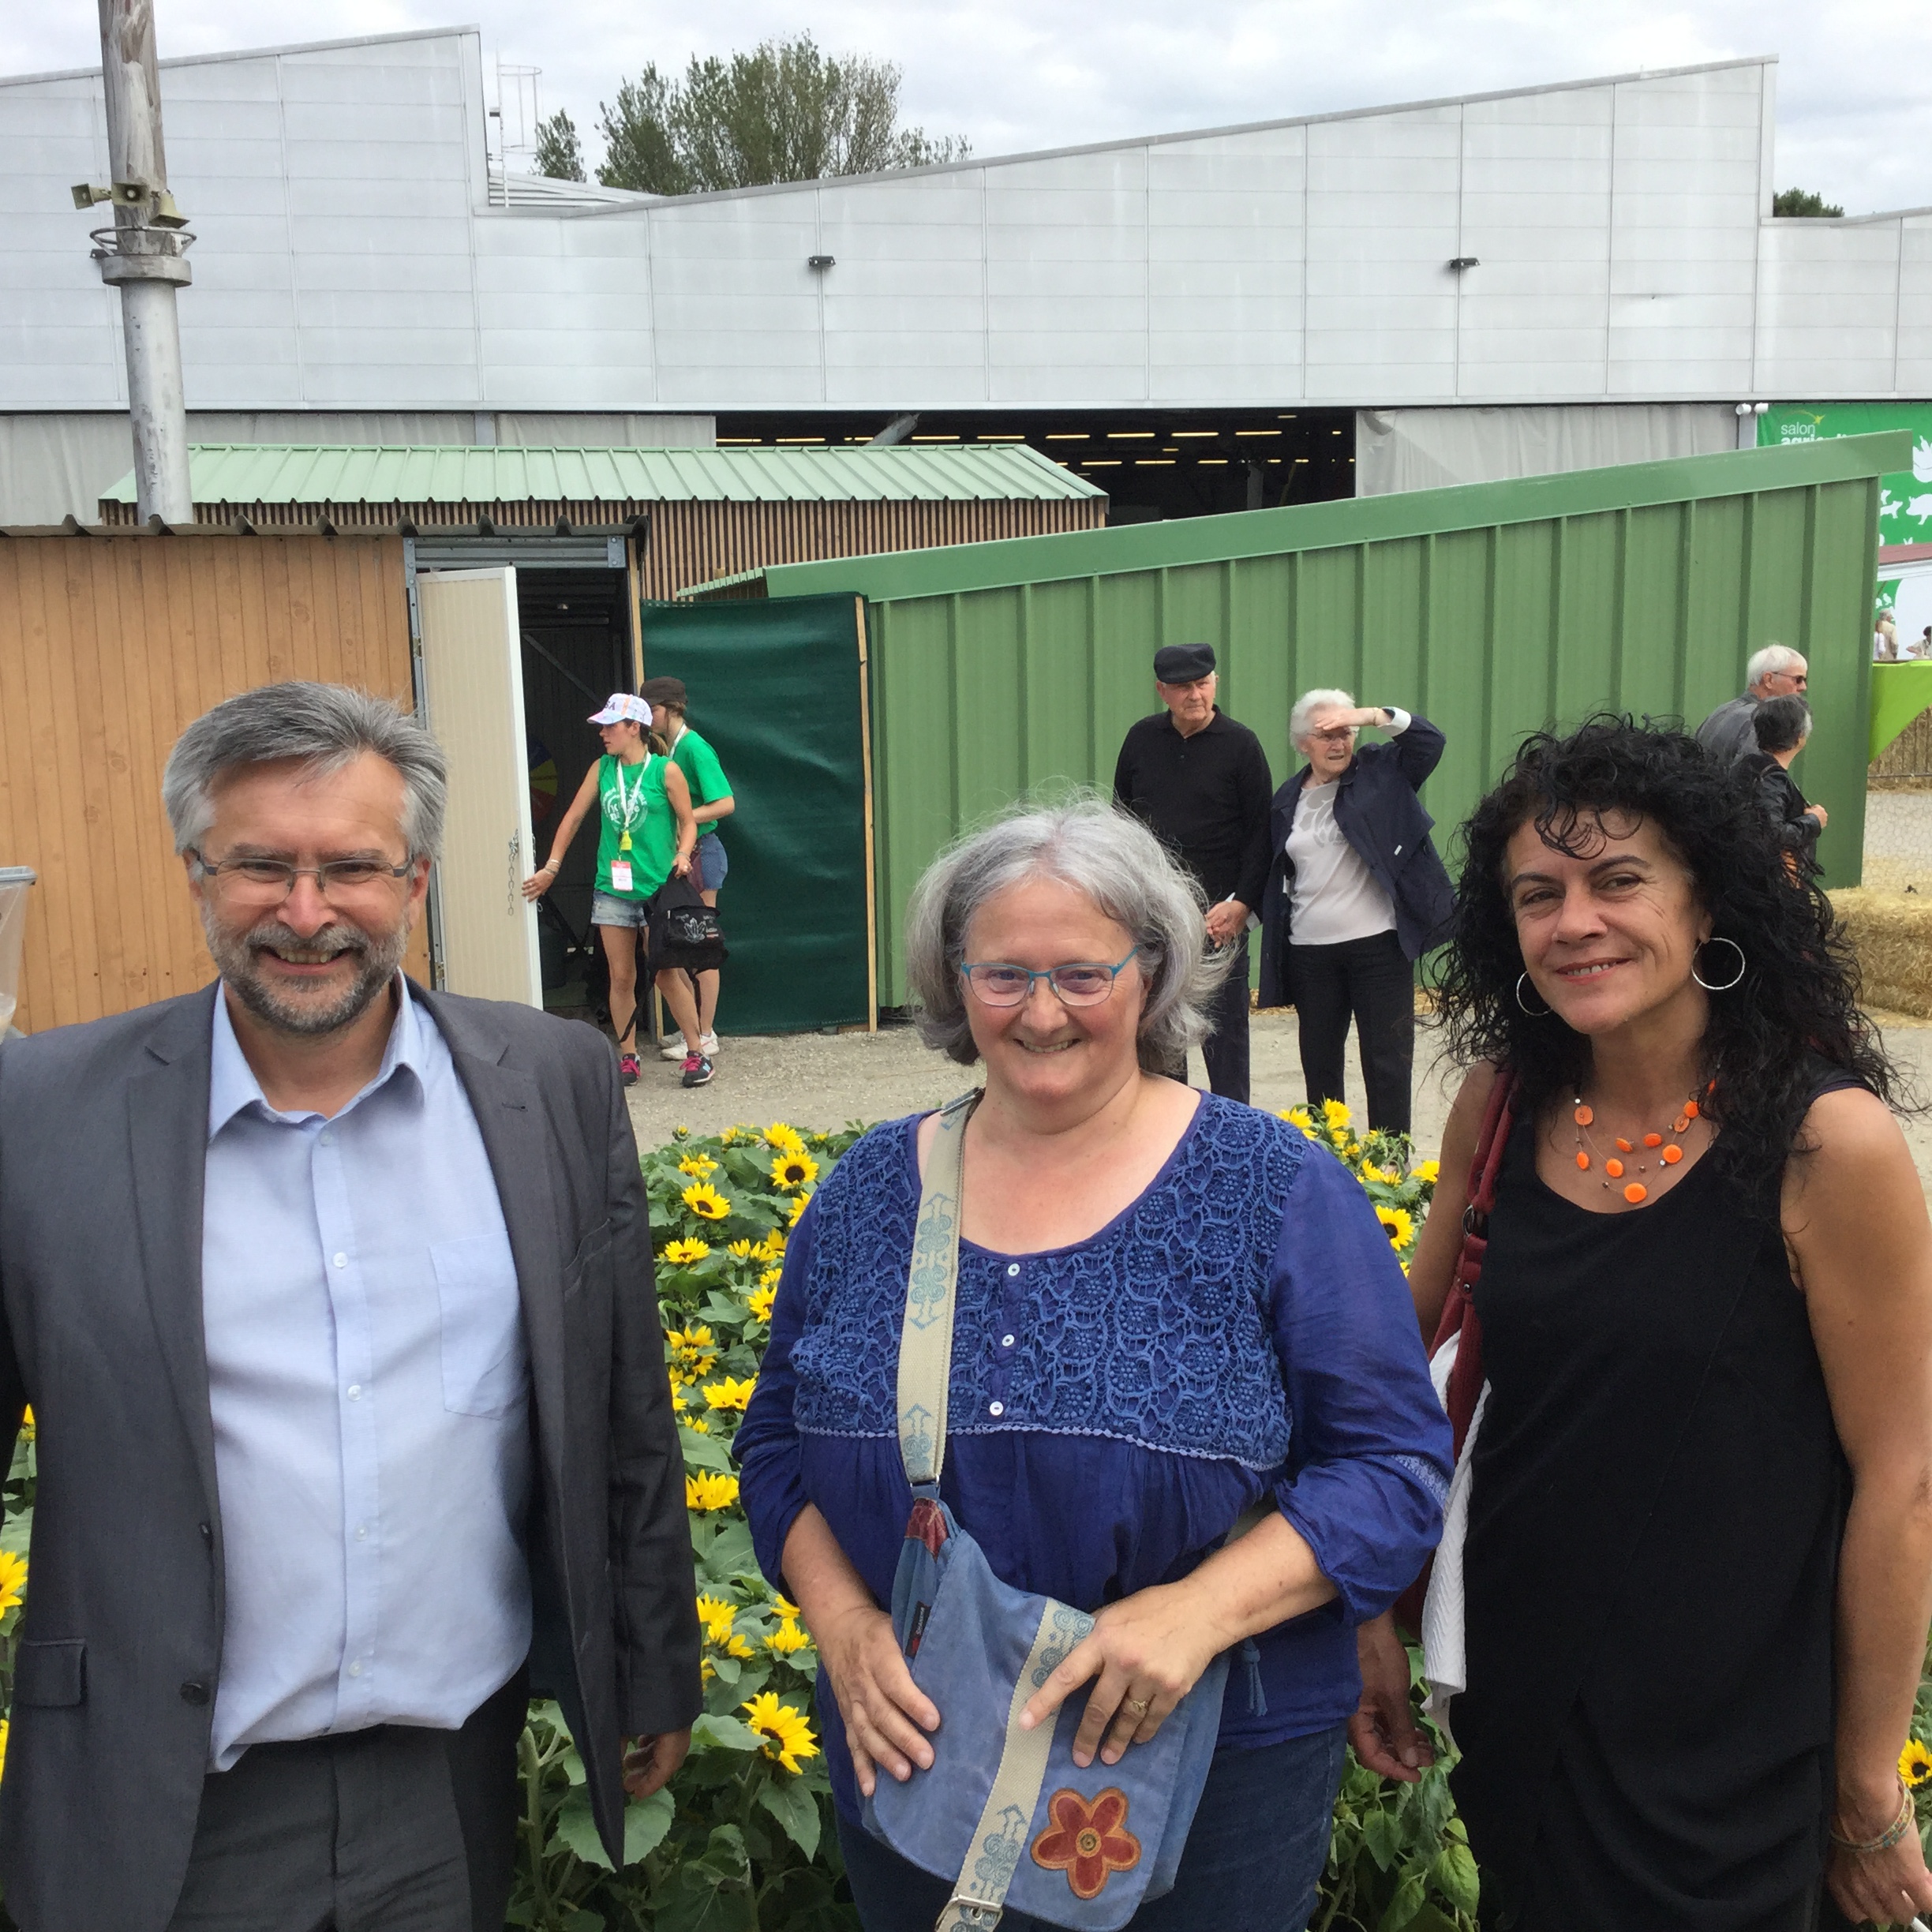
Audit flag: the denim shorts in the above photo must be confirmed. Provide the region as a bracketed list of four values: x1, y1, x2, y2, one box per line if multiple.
[590, 891, 650, 930]
[697, 833, 728, 893]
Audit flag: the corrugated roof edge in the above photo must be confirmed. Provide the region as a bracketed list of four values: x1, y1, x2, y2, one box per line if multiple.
[97, 442, 1106, 507]
[743, 433, 1914, 606]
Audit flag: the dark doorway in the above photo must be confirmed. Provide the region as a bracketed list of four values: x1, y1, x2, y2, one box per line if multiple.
[516, 566, 631, 998]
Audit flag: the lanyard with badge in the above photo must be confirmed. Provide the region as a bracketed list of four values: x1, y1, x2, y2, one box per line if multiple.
[609, 756, 647, 893]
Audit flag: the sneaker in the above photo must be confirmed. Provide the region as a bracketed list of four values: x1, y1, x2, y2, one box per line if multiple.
[680, 1052, 714, 1089]
[619, 1051, 641, 1087]
[698, 1032, 720, 1057]
[659, 1032, 687, 1061]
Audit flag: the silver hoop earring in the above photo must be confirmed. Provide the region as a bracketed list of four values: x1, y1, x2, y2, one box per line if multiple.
[1515, 972, 1552, 1017]
[1691, 937, 1746, 992]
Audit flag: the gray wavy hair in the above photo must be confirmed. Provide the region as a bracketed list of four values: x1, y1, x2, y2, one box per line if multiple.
[905, 796, 1230, 1072]
[162, 681, 447, 859]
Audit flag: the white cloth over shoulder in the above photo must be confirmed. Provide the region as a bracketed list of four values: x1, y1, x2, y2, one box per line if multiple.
[1420, 1330, 1488, 1747]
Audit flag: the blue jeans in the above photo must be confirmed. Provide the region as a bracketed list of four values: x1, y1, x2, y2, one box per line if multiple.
[696, 833, 728, 892]
[837, 1725, 1346, 1932]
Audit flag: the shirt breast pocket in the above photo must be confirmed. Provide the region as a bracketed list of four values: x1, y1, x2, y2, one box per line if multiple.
[431, 1234, 526, 1418]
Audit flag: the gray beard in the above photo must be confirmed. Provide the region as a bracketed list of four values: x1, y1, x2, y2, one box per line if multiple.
[202, 908, 409, 1038]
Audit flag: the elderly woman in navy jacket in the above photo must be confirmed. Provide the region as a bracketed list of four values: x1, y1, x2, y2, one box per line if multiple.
[1257, 691, 1454, 1136]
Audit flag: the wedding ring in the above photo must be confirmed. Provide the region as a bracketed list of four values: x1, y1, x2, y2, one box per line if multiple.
[1123, 1696, 1151, 1717]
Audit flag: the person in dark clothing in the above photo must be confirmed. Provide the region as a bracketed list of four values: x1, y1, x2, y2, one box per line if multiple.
[1739, 694, 1826, 870]
[1111, 642, 1273, 1103]
[1355, 720, 1932, 1932]
[1694, 643, 1808, 764]
[1256, 691, 1454, 1136]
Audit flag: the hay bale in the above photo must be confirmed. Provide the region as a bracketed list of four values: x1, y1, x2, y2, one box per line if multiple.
[1830, 889, 1932, 1018]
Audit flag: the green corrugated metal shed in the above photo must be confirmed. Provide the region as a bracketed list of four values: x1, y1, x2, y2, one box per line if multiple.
[694, 433, 1904, 1008]
[99, 442, 1103, 507]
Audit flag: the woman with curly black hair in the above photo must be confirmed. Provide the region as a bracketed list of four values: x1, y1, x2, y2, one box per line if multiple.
[1348, 717, 1932, 1932]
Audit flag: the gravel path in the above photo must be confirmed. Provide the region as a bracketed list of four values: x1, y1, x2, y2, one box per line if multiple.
[628, 1008, 1932, 1202]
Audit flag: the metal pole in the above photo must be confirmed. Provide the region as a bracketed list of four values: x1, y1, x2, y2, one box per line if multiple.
[77, 0, 193, 525]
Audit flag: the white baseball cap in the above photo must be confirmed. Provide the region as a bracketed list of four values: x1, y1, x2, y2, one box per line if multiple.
[588, 693, 653, 727]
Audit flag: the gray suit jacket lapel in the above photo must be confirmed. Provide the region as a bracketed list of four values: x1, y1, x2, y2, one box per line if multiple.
[421, 990, 569, 1488]
[129, 984, 223, 1526]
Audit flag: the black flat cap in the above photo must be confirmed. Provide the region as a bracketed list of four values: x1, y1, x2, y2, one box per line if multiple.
[1153, 642, 1215, 683]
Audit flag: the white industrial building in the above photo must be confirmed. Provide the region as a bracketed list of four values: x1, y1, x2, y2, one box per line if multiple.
[1, 26, 1927, 524]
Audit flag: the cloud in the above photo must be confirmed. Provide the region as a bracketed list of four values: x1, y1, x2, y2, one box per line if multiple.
[6, 0, 1928, 214]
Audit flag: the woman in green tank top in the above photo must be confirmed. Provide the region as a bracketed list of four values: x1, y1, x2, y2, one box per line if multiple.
[522, 695, 703, 1087]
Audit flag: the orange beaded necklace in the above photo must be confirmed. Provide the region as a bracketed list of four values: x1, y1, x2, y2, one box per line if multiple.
[1571, 1085, 1709, 1205]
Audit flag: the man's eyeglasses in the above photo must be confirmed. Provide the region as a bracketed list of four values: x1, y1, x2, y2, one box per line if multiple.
[189, 848, 415, 904]
[959, 948, 1143, 1009]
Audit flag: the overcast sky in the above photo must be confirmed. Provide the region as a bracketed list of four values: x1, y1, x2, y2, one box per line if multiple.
[7, 0, 1930, 216]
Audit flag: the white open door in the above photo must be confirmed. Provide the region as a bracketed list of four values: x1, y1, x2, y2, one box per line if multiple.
[417, 567, 542, 1006]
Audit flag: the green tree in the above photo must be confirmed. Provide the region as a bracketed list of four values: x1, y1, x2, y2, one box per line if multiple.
[1773, 187, 1844, 218]
[533, 109, 585, 183]
[596, 34, 968, 194]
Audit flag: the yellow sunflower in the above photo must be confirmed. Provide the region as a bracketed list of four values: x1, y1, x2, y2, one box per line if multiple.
[758, 1230, 788, 1262]
[720, 1126, 747, 1146]
[1375, 1204, 1416, 1252]
[18, 1406, 32, 1443]
[773, 1593, 802, 1619]
[685, 1472, 740, 1512]
[1903, 1739, 1932, 1788]
[758, 1265, 783, 1290]
[677, 1153, 718, 1180]
[673, 1124, 691, 1140]
[787, 1191, 812, 1227]
[0, 1717, 9, 1778]
[742, 1691, 819, 1774]
[1322, 1099, 1353, 1131]
[727, 1238, 759, 1260]
[661, 1238, 710, 1267]
[0, 1551, 27, 1616]
[765, 1617, 811, 1656]
[771, 1151, 819, 1192]
[1359, 1162, 1395, 1185]
[764, 1122, 807, 1157]
[695, 1593, 737, 1645]
[723, 1632, 756, 1661]
[704, 1376, 758, 1412]
[682, 1182, 730, 1222]
[1281, 1106, 1316, 1140]
[747, 1285, 777, 1324]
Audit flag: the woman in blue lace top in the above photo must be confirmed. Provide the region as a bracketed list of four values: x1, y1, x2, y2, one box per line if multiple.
[736, 799, 1450, 1931]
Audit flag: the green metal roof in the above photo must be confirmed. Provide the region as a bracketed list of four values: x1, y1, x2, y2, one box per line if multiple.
[705, 432, 1913, 603]
[99, 442, 1104, 508]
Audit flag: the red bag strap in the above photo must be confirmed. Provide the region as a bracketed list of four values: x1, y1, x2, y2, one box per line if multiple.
[1431, 1067, 1517, 1458]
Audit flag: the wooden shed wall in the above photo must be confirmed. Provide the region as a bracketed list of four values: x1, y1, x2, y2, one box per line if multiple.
[0, 535, 421, 1035]
[638, 499, 1106, 600]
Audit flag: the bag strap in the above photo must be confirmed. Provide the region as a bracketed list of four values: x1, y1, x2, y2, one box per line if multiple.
[898, 1091, 979, 1490]
[1431, 1066, 1516, 1460]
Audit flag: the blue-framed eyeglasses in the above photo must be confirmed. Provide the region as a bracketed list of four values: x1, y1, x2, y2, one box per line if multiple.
[958, 948, 1144, 1009]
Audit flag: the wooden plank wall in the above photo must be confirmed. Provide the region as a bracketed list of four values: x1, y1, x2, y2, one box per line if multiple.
[0, 535, 422, 1035]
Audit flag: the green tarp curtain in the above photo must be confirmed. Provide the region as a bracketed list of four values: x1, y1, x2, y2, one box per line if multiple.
[1870, 661, 1932, 762]
[640, 594, 871, 1034]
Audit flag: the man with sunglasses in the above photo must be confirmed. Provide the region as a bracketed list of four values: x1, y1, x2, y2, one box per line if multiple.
[1695, 643, 1809, 765]
[0, 683, 699, 1932]
[1112, 642, 1274, 1103]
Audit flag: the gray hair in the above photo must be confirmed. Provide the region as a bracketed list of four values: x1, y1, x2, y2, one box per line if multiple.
[1746, 643, 1805, 688]
[905, 796, 1229, 1073]
[1290, 687, 1356, 749]
[162, 682, 447, 860]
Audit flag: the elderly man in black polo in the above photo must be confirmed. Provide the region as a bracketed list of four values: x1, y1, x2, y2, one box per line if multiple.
[1112, 642, 1273, 1103]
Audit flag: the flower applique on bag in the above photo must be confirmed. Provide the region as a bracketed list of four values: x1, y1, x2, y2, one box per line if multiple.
[862, 1092, 1257, 1932]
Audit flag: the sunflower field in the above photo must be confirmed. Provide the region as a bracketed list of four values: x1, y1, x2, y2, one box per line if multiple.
[0, 1107, 1474, 1932]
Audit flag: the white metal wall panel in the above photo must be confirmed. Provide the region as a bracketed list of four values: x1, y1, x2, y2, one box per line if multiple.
[4, 33, 1930, 413]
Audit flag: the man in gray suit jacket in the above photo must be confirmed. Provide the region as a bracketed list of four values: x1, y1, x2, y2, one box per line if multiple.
[0, 683, 701, 1931]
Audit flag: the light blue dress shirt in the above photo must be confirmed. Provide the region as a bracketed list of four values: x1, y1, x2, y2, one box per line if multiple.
[201, 979, 532, 1771]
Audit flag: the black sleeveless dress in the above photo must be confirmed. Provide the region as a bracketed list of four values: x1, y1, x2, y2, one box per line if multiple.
[1449, 1107, 1848, 1931]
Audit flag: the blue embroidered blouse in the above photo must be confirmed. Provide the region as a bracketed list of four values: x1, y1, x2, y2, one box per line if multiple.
[736, 1094, 1451, 1823]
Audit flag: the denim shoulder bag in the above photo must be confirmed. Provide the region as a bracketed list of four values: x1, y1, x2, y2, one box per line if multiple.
[863, 1091, 1255, 1932]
